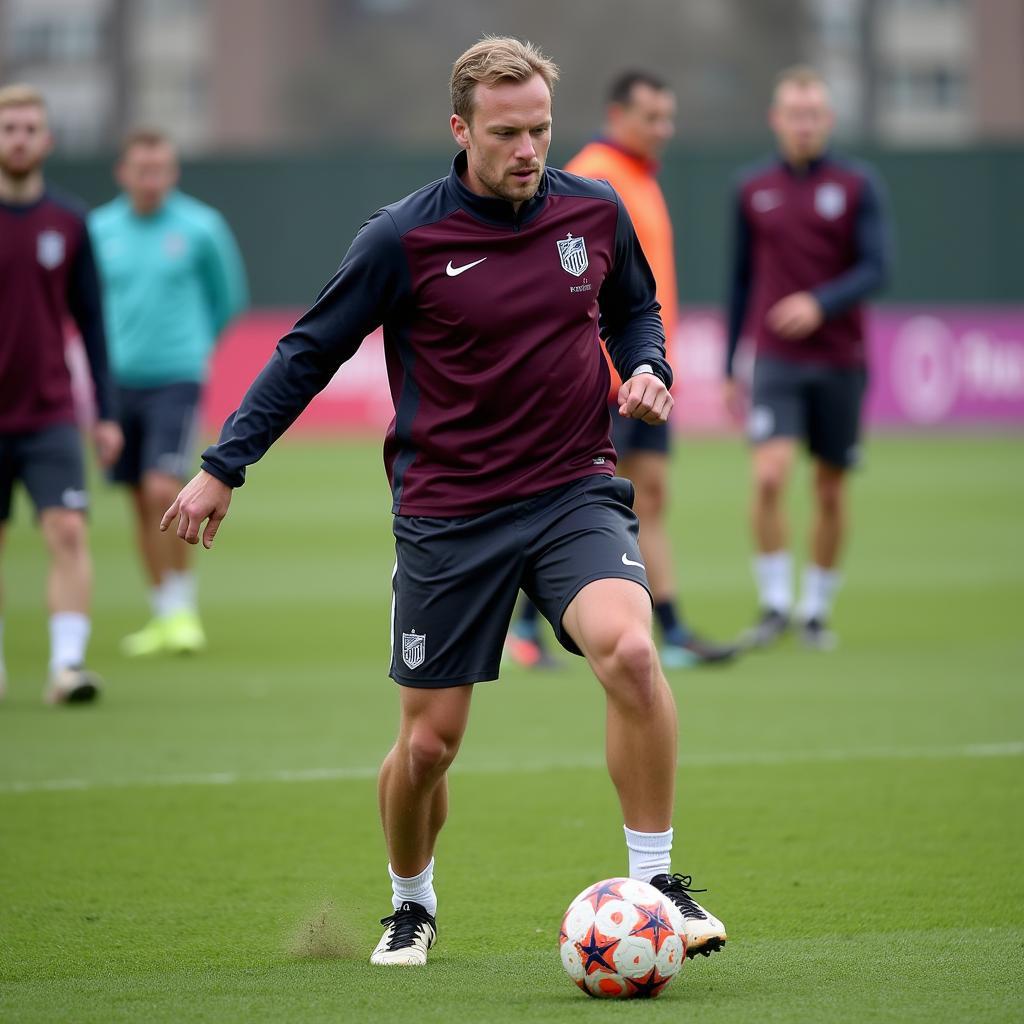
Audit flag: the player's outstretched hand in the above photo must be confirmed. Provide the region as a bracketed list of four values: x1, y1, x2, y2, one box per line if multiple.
[92, 419, 124, 468]
[160, 469, 233, 549]
[618, 372, 673, 425]
[766, 291, 824, 340]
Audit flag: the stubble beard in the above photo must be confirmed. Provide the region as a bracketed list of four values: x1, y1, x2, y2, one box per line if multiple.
[481, 164, 542, 206]
[0, 154, 42, 180]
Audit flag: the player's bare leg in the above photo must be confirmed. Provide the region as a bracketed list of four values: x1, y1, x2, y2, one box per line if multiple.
[563, 577, 676, 830]
[39, 508, 98, 703]
[373, 684, 472, 965]
[751, 438, 796, 554]
[621, 452, 737, 667]
[123, 471, 204, 656]
[798, 459, 848, 649]
[562, 576, 726, 956]
[810, 459, 846, 569]
[744, 438, 797, 648]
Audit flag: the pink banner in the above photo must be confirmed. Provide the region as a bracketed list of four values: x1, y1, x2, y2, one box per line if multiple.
[193, 306, 1024, 434]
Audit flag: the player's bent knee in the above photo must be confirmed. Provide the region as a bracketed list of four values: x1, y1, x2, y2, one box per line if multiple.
[143, 472, 182, 512]
[754, 466, 787, 501]
[599, 630, 658, 708]
[405, 729, 457, 782]
[42, 510, 87, 555]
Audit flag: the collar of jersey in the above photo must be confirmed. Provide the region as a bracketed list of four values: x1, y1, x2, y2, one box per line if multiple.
[0, 189, 49, 215]
[447, 151, 548, 229]
[777, 149, 831, 177]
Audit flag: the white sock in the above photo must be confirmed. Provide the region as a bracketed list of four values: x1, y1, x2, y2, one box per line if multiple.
[161, 570, 197, 616]
[753, 550, 793, 613]
[624, 826, 673, 884]
[49, 613, 91, 674]
[149, 586, 165, 618]
[389, 858, 436, 916]
[799, 564, 841, 622]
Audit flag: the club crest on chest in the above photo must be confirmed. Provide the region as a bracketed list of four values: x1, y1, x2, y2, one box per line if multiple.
[557, 232, 588, 277]
[37, 230, 66, 270]
[815, 183, 846, 220]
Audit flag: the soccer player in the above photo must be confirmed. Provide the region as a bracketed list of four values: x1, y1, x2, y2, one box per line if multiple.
[724, 66, 891, 649]
[162, 37, 727, 966]
[90, 130, 248, 657]
[508, 71, 737, 669]
[0, 84, 122, 703]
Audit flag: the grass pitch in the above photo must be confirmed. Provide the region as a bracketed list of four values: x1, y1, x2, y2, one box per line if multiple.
[1, 434, 1022, 1022]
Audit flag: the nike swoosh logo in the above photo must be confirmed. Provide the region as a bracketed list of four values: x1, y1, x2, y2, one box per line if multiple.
[446, 257, 488, 277]
[622, 553, 645, 569]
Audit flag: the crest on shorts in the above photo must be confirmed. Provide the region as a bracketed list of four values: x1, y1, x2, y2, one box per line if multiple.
[815, 183, 846, 220]
[402, 629, 426, 670]
[37, 230, 66, 270]
[557, 232, 588, 277]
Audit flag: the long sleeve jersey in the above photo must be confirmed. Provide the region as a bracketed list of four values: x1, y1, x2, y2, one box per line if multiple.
[0, 190, 112, 433]
[89, 191, 248, 387]
[725, 152, 892, 377]
[202, 152, 670, 516]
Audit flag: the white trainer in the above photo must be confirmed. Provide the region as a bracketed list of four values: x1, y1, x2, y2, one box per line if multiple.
[650, 873, 727, 958]
[45, 666, 101, 705]
[370, 901, 437, 966]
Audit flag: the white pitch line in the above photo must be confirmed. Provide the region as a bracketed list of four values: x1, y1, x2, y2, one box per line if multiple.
[0, 741, 1021, 796]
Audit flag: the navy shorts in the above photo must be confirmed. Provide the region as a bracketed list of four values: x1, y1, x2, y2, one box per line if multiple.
[111, 381, 202, 485]
[749, 355, 867, 469]
[608, 401, 670, 457]
[0, 423, 88, 522]
[390, 474, 651, 687]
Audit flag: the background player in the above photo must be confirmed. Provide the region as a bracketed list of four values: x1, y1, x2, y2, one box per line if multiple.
[724, 66, 892, 649]
[160, 37, 727, 967]
[509, 70, 736, 669]
[0, 84, 122, 703]
[90, 129, 248, 657]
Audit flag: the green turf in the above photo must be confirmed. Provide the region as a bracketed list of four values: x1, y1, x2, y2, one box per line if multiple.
[1, 434, 1022, 1023]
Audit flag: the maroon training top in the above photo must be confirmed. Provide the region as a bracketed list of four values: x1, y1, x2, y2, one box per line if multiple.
[0, 190, 111, 433]
[725, 153, 891, 375]
[203, 154, 671, 516]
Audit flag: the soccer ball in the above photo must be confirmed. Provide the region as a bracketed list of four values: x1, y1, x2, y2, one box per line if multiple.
[559, 877, 687, 999]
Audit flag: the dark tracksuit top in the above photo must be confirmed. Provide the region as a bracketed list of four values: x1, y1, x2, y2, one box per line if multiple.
[0, 191, 112, 434]
[202, 152, 671, 516]
[725, 152, 892, 378]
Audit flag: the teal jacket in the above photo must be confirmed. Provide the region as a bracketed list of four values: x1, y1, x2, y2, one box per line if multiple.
[89, 191, 248, 387]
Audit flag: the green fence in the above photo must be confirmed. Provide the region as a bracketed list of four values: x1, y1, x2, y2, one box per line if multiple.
[49, 145, 1024, 308]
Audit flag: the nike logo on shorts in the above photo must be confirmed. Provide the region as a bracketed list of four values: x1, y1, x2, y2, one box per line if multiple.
[446, 257, 487, 277]
[622, 553, 645, 569]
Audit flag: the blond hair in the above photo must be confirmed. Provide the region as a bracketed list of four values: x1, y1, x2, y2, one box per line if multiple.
[0, 83, 47, 113]
[773, 65, 829, 101]
[451, 36, 559, 121]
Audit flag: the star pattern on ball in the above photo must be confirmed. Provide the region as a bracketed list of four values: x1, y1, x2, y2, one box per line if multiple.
[630, 901, 675, 954]
[625, 966, 673, 999]
[575, 924, 620, 975]
[581, 879, 624, 911]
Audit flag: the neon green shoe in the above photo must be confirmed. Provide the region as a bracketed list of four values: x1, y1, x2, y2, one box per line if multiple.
[163, 609, 206, 654]
[120, 617, 170, 657]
